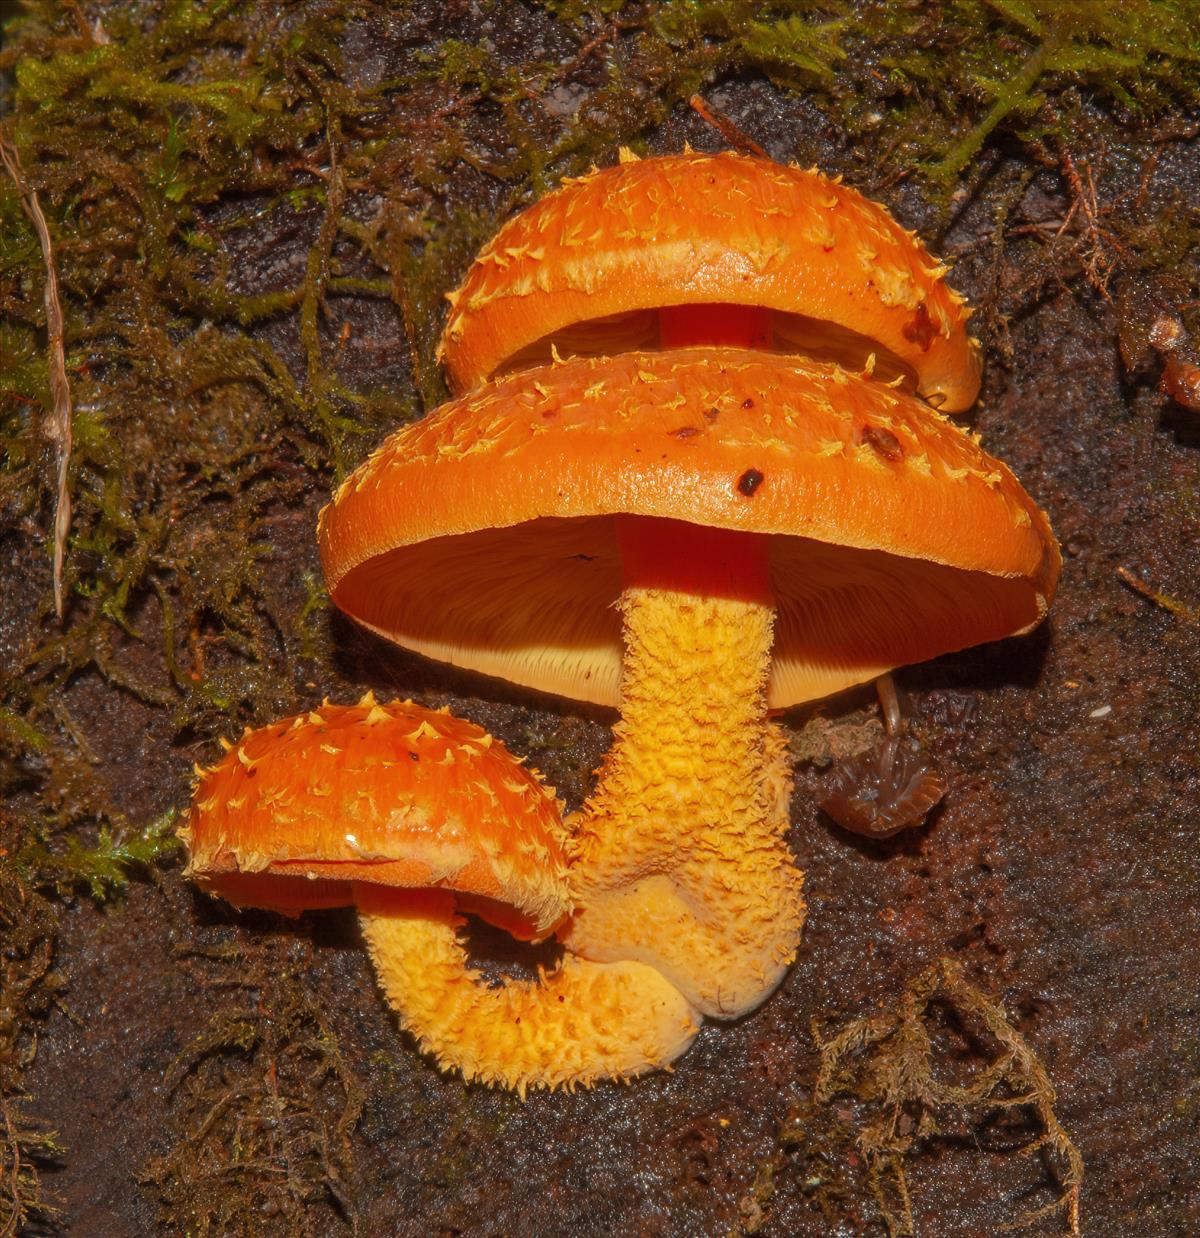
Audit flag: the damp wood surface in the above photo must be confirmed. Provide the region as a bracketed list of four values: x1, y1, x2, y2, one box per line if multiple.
[1, 2, 1199, 1235]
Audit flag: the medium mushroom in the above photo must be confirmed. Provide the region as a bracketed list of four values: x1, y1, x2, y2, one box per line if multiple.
[318, 347, 1060, 1020]
[437, 148, 981, 412]
[182, 694, 700, 1093]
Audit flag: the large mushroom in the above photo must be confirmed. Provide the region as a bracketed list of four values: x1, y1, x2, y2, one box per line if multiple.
[184, 151, 1060, 1087]
[318, 348, 1060, 1020]
[437, 148, 981, 412]
[183, 695, 700, 1093]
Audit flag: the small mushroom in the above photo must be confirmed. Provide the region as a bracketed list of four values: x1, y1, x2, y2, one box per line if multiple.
[820, 736, 944, 839]
[1148, 313, 1200, 412]
[819, 675, 946, 839]
[318, 348, 1060, 1021]
[182, 695, 699, 1094]
[438, 148, 981, 412]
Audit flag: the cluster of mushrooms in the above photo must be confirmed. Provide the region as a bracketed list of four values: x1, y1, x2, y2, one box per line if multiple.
[182, 150, 1060, 1094]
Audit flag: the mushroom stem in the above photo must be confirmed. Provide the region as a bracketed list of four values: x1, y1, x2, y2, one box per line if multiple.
[356, 887, 701, 1096]
[565, 519, 804, 1019]
[658, 303, 772, 350]
[877, 672, 902, 737]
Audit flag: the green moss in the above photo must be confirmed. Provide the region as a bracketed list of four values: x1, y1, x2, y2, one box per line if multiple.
[140, 935, 364, 1236]
[828, 1, 1200, 193]
[540, 2, 1200, 199]
[648, 2, 848, 86]
[13, 811, 180, 901]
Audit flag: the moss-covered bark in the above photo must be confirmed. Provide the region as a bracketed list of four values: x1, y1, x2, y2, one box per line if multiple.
[1, 1, 1198, 1233]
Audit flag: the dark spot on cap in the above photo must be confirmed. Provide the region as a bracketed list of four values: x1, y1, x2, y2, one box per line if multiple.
[704, 407, 720, 421]
[669, 425, 701, 439]
[570, 553, 597, 562]
[737, 468, 765, 497]
[541, 409, 557, 420]
[860, 424, 903, 462]
[741, 397, 754, 409]
[409, 750, 420, 762]
[901, 301, 937, 352]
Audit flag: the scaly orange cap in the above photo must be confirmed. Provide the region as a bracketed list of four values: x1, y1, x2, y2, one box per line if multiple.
[319, 349, 1058, 709]
[182, 695, 569, 938]
[438, 149, 981, 411]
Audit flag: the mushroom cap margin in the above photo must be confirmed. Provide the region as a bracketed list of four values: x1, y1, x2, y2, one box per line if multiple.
[318, 349, 1060, 710]
[438, 149, 981, 412]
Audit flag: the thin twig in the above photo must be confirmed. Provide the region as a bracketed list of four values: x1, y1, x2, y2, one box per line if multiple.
[0, 130, 73, 621]
[688, 94, 767, 158]
[1116, 566, 1198, 621]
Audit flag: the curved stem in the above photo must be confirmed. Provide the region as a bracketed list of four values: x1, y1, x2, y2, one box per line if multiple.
[565, 520, 804, 1019]
[356, 887, 701, 1096]
[877, 672, 902, 737]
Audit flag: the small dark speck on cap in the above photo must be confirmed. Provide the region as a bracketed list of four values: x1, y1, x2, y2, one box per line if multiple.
[902, 301, 937, 352]
[860, 424, 903, 462]
[737, 468, 765, 497]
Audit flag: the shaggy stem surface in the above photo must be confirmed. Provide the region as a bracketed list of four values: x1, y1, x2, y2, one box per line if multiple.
[356, 888, 700, 1095]
[566, 520, 804, 1019]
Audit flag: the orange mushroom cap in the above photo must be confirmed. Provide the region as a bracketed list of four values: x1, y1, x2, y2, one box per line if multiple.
[438, 149, 981, 411]
[182, 696, 704, 1091]
[182, 696, 569, 938]
[318, 349, 1059, 710]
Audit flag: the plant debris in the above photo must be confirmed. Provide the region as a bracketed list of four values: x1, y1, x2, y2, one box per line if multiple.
[1116, 565, 1199, 622]
[688, 92, 767, 158]
[0, 859, 62, 1238]
[806, 958, 1083, 1237]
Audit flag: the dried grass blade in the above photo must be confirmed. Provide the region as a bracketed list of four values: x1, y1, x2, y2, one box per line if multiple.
[0, 130, 73, 621]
